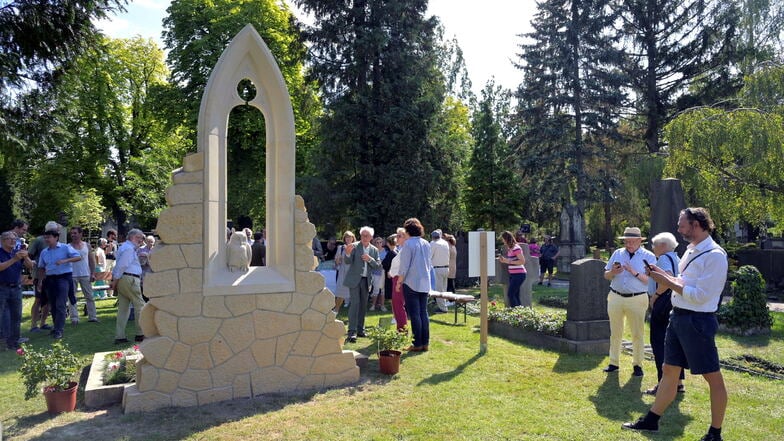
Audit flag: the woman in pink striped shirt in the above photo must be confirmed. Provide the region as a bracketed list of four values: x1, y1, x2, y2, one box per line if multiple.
[499, 231, 526, 308]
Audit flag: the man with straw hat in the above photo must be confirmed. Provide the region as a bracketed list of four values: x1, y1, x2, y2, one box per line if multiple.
[602, 227, 655, 377]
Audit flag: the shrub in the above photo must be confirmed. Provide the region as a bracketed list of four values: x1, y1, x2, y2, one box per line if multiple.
[718, 265, 773, 333]
[489, 306, 566, 337]
[366, 326, 410, 352]
[17, 342, 81, 400]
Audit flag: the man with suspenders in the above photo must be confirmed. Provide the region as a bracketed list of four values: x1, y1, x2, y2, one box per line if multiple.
[623, 208, 728, 441]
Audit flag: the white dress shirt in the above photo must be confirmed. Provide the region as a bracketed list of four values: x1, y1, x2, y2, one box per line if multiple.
[673, 235, 727, 312]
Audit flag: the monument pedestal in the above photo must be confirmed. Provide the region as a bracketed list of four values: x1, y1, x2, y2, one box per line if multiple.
[564, 319, 610, 341]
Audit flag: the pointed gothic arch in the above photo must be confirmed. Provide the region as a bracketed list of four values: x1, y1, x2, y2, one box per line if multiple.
[200, 24, 296, 295]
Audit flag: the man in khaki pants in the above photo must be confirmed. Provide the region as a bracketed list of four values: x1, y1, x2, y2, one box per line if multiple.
[111, 229, 146, 344]
[602, 227, 655, 377]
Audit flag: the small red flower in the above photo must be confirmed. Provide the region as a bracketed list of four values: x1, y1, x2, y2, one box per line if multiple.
[114, 351, 123, 359]
[491, 301, 497, 307]
[133, 345, 139, 351]
[16, 347, 25, 356]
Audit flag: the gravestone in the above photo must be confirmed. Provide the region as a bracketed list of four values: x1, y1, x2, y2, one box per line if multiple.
[122, 25, 358, 413]
[519, 245, 538, 307]
[650, 178, 687, 254]
[562, 258, 610, 353]
[557, 205, 586, 275]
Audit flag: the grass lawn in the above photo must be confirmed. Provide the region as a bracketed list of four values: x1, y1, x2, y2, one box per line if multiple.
[1, 285, 782, 440]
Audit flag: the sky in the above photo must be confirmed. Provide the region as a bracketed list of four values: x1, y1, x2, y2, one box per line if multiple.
[96, 0, 537, 95]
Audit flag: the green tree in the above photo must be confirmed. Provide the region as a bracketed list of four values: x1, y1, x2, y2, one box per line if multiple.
[15, 36, 186, 231]
[464, 82, 523, 231]
[0, 0, 126, 219]
[663, 64, 784, 231]
[0, 0, 125, 89]
[65, 189, 106, 231]
[163, 0, 319, 228]
[296, 0, 454, 235]
[512, 0, 625, 239]
[618, 0, 739, 153]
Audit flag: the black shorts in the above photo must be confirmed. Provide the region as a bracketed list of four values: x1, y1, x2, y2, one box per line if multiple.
[664, 310, 720, 374]
[540, 258, 555, 274]
[34, 281, 48, 306]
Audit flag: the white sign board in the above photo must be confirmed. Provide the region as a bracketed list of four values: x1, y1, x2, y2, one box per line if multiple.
[468, 231, 496, 277]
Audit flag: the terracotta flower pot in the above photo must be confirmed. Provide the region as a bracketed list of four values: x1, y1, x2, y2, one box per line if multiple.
[378, 350, 401, 375]
[43, 381, 78, 415]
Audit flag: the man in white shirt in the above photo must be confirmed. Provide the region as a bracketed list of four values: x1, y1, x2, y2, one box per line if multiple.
[603, 227, 655, 377]
[430, 229, 450, 313]
[111, 229, 147, 344]
[623, 208, 728, 441]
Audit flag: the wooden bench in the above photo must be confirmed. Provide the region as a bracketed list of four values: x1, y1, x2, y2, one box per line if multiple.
[92, 271, 113, 293]
[428, 290, 478, 324]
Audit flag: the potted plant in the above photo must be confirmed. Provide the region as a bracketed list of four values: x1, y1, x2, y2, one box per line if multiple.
[17, 342, 81, 414]
[366, 325, 410, 375]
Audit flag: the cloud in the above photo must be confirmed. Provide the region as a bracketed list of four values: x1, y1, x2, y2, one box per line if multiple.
[133, 0, 170, 10]
[96, 16, 130, 36]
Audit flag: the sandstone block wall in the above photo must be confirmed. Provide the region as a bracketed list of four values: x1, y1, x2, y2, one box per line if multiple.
[123, 152, 358, 413]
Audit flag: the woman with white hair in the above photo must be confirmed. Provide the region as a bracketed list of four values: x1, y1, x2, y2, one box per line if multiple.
[645, 232, 684, 396]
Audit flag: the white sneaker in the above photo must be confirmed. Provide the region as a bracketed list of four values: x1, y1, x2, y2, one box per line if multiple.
[380, 306, 388, 312]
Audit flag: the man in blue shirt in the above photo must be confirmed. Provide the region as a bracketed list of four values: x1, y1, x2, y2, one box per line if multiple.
[0, 220, 28, 342]
[1, 231, 34, 349]
[37, 230, 81, 339]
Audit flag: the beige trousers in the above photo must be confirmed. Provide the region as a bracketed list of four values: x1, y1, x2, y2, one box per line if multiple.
[115, 275, 146, 340]
[606, 291, 648, 367]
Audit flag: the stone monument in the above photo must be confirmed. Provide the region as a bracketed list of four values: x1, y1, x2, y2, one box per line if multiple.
[519, 245, 538, 307]
[650, 178, 687, 254]
[562, 258, 610, 353]
[122, 25, 358, 413]
[557, 205, 586, 275]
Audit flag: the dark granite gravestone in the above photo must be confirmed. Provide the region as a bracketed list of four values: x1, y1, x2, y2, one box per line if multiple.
[563, 258, 610, 352]
[650, 178, 687, 254]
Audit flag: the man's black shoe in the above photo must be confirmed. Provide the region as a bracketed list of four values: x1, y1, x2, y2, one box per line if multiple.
[114, 338, 129, 344]
[633, 365, 644, 377]
[700, 432, 723, 441]
[603, 364, 619, 373]
[357, 332, 367, 338]
[622, 416, 658, 433]
[346, 336, 357, 343]
[135, 335, 145, 342]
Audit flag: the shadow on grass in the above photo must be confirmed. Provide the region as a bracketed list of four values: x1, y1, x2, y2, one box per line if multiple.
[588, 372, 690, 439]
[10, 389, 331, 441]
[552, 352, 604, 373]
[415, 352, 483, 387]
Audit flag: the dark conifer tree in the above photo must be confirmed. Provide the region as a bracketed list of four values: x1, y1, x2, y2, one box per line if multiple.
[464, 82, 523, 231]
[512, 0, 624, 235]
[296, 0, 452, 234]
[617, 0, 739, 152]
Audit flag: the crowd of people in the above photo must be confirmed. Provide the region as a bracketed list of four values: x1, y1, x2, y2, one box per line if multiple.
[2, 209, 729, 440]
[0, 219, 156, 349]
[320, 219, 447, 350]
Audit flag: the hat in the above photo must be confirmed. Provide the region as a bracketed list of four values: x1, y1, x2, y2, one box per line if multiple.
[431, 230, 441, 239]
[617, 227, 646, 240]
